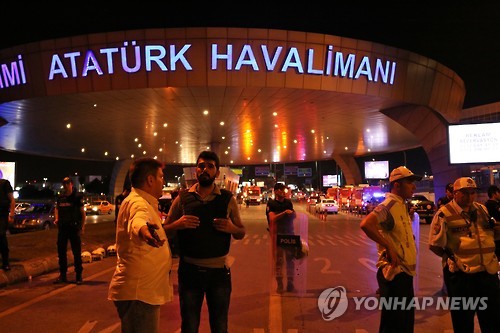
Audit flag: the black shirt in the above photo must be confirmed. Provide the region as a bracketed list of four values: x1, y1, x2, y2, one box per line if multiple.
[266, 198, 295, 234]
[56, 190, 84, 228]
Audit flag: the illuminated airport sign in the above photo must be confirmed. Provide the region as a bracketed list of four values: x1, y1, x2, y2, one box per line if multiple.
[0, 41, 397, 90]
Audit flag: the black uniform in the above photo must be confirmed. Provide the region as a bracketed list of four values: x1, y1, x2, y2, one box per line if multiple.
[266, 197, 296, 292]
[0, 179, 14, 269]
[485, 197, 500, 258]
[56, 189, 84, 279]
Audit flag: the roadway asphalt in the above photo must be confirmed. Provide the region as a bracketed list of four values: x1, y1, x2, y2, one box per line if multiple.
[0, 201, 331, 288]
[0, 221, 117, 287]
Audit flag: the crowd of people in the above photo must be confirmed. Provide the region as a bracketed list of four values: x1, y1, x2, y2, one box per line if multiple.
[2, 155, 499, 333]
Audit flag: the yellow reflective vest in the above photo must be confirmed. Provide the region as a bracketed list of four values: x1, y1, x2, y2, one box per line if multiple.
[434, 201, 498, 274]
[375, 194, 417, 276]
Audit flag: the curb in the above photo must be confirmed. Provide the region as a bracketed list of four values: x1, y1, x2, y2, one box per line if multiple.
[0, 251, 74, 288]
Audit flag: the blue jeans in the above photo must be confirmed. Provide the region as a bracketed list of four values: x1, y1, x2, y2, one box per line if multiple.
[178, 261, 232, 333]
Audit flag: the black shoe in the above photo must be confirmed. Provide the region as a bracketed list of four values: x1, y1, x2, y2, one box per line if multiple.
[2, 265, 10, 271]
[286, 282, 295, 292]
[53, 276, 67, 284]
[76, 275, 83, 285]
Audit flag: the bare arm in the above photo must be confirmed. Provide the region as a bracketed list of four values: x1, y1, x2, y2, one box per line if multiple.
[360, 212, 399, 266]
[80, 206, 86, 233]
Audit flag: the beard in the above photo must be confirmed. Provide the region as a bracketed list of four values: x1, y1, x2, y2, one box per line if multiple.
[197, 172, 216, 187]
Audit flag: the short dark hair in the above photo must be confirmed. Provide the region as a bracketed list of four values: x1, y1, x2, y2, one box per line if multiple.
[196, 151, 220, 170]
[129, 157, 164, 188]
[487, 185, 500, 198]
[445, 183, 453, 192]
[274, 183, 286, 191]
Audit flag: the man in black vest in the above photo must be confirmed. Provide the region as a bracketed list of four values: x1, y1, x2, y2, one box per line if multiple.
[0, 177, 15, 271]
[54, 177, 86, 284]
[164, 151, 245, 333]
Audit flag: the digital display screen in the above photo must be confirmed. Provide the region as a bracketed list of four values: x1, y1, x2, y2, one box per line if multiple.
[322, 175, 338, 187]
[364, 161, 389, 179]
[448, 122, 500, 164]
[0, 162, 16, 187]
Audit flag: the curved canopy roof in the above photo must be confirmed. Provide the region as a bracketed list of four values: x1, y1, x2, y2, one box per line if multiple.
[0, 27, 464, 167]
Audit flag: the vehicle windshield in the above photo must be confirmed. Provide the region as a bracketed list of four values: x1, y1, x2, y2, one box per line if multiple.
[25, 205, 49, 213]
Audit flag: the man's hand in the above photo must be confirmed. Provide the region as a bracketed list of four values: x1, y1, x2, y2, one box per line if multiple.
[175, 215, 200, 229]
[140, 223, 165, 248]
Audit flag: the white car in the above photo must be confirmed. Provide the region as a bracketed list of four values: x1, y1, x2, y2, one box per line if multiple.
[315, 199, 339, 214]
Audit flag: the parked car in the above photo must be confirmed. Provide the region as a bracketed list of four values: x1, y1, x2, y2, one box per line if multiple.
[9, 202, 55, 233]
[408, 195, 436, 224]
[307, 195, 321, 205]
[315, 198, 339, 214]
[84, 200, 114, 215]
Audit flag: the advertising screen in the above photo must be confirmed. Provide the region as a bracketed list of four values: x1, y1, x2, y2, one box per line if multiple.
[448, 122, 500, 164]
[364, 161, 389, 179]
[322, 175, 338, 187]
[0, 162, 16, 187]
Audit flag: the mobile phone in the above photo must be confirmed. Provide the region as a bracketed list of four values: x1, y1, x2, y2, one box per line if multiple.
[146, 222, 161, 242]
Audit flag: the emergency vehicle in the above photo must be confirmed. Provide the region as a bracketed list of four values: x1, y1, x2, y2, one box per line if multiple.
[243, 185, 263, 205]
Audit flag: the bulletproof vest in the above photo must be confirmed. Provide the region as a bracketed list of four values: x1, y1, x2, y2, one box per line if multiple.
[177, 189, 233, 258]
[57, 191, 82, 227]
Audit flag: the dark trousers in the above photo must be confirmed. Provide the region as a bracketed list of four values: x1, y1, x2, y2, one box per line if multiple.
[178, 260, 232, 333]
[376, 268, 415, 333]
[444, 269, 500, 333]
[275, 247, 295, 281]
[114, 300, 160, 333]
[56, 226, 83, 276]
[0, 215, 9, 266]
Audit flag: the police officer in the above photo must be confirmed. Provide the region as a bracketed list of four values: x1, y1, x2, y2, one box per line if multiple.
[360, 166, 421, 333]
[429, 177, 500, 333]
[54, 177, 86, 284]
[266, 182, 297, 293]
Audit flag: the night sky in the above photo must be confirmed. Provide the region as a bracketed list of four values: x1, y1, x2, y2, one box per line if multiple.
[0, 2, 497, 185]
[2, 2, 498, 108]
